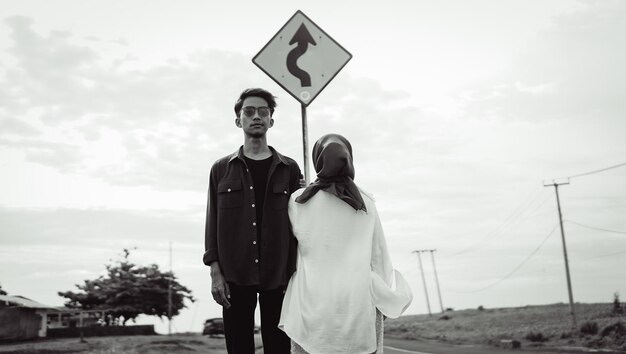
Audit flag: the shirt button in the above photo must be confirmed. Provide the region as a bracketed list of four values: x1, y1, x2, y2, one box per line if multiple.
[252, 241, 257, 245]
[254, 259, 259, 263]
[227, 188, 231, 192]
[252, 204, 255, 208]
[252, 222, 256, 226]
[283, 190, 288, 194]
[250, 186, 253, 190]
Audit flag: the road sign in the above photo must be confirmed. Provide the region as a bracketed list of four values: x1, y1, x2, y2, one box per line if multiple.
[253, 10, 352, 107]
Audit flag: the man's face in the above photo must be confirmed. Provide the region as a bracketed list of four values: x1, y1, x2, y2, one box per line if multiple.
[235, 96, 274, 138]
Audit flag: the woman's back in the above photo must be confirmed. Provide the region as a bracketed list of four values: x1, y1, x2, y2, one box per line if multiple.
[282, 188, 380, 353]
[278, 134, 412, 354]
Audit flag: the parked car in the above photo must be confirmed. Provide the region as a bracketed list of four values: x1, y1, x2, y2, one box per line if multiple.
[202, 317, 224, 336]
[202, 317, 262, 336]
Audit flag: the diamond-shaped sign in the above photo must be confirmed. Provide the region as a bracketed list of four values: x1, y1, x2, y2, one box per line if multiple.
[253, 10, 352, 107]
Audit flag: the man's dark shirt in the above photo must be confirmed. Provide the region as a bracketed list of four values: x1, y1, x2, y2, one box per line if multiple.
[243, 155, 272, 243]
[204, 146, 301, 290]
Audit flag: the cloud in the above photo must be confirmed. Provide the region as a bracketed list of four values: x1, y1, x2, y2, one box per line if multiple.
[0, 206, 212, 315]
[0, 117, 40, 136]
[0, 17, 269, 191]
[1, 15, 438, 195]
[1, 1, 625, 330]
[460, 1, 626, 123]
[0, 137, 83, 171]
[3, 16, 99, 114]
[0, 207, 202, 249]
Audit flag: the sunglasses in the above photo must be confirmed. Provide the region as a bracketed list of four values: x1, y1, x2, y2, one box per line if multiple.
[241, 106, 271, 118]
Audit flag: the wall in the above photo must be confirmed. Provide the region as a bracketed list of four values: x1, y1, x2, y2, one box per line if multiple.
[47, 324, 155, 338]
[0, 308, 41, 341]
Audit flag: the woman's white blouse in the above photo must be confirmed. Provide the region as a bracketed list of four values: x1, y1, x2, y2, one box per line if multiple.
[279, 188, 413, 354]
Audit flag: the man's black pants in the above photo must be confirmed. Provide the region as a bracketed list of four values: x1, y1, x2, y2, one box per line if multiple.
[223, 283, 290, 354]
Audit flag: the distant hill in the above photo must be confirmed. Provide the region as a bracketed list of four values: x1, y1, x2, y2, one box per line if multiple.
[385, 302, 626, 351]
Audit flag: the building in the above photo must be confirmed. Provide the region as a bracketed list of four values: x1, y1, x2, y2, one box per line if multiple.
[0, 295, 59, 341]
[1, 295, 154, 340]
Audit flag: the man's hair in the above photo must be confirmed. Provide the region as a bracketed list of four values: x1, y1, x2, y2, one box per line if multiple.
[234, 88, 277, 117]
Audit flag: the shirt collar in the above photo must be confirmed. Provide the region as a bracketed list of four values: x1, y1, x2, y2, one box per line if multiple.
[228, 146, 288, 165]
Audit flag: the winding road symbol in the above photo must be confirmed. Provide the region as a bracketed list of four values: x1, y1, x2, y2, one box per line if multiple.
[287, 23, 316, 87]
[252, 10, 351, 106]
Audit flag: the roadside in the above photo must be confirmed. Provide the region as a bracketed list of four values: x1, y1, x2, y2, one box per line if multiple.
[385, 303, 626, 353]
[1, 332, 625, 354]
[384, 336, 626, 354]
[0, 334, 267, 354]
[0, 334, 226, 354]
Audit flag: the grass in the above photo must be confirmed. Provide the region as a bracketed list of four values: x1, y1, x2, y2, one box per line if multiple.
[0, 333, 266, 354]
[385, 302, 626, 351]
[0, 334, 230, 354]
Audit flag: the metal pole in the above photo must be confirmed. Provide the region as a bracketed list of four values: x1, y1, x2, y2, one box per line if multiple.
[301, 104, 310, 184]
[168, 241, 172, 335]
[429, 250, 445, 313]
[79, 311, 85, 343]
[414, 251, 432, 316]
[544, 180, 576, 328]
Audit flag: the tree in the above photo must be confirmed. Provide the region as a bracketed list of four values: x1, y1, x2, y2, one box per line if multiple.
[614, 292, 623, 315]
[58, 249, 195, 325]
[0, 283, 7, 295]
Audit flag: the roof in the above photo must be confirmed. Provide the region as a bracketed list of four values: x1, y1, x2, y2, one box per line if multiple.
[0, 295, 59, 310]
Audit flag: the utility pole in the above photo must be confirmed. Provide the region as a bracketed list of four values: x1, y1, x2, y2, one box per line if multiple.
[428, 249, 445, 314]
[413, 250, 432, 316]
[544, 179, 577, 328]
[168, 241, 173, 335]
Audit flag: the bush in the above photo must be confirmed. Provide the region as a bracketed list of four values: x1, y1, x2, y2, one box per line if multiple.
[477, 305, 485, 311]
[439, 314, 451, 320]
[526, 331, 548, 342]
[580, 321, 599, 335]
[600, 321, 626, 338]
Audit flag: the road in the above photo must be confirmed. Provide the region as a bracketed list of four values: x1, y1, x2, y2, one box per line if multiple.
[383, 337, 586, 354]
[0, 334, 613, 353]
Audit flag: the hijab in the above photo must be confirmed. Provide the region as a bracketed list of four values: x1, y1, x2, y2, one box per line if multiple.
[295, 133, 367, 212]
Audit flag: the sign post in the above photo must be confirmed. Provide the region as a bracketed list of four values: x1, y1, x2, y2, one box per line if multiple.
[253, 10, 352, 183]
[300, 104, 310, 184]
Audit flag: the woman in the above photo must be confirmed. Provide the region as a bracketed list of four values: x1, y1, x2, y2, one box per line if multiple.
[279, 134, 413, 354]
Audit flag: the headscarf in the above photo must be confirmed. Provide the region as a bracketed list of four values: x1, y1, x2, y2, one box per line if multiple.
[295, 133, 367, 212]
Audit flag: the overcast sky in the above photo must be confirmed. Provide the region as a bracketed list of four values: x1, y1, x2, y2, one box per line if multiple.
[1, 0, 625, 334]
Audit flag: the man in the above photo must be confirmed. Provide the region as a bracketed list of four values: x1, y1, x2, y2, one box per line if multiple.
[204, 88, 301, 354]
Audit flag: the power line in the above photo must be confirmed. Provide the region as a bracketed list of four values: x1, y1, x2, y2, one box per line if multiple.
[503, 193, 554, 231]
[566, 219, 626, 235]
[444, 193, 554, 260]
[571, 250, 626, 262]
[444, 185, 543, 240]
[446, 223, 559, 294]
[562, 162, 626, 180]
[449, 187, 548, 256]
[449, 162, 625, 256]
[491, 248, 626, 282]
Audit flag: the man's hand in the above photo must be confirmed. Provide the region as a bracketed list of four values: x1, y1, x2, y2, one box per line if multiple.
[210, 262, 231, 309]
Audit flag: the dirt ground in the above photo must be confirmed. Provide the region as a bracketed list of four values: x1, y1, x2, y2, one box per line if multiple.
[0, 334, 263, 354]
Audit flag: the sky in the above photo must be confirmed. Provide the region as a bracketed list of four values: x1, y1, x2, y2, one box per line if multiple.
[1, 0, 625, 334]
